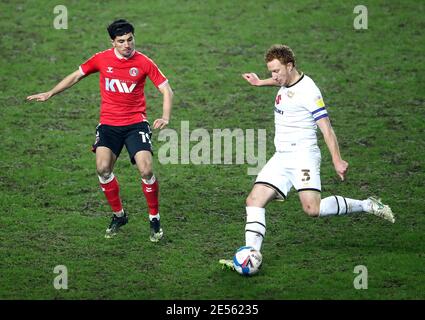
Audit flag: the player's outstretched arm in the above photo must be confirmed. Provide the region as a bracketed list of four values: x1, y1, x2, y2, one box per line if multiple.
[317, 117, 348, 181]
[153, 82, 174, 129]
[26, 70, 85, 102]
[242, 73, 280, 87]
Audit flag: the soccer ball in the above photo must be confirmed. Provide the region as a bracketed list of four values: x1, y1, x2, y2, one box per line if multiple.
[233, 246, 262, 276]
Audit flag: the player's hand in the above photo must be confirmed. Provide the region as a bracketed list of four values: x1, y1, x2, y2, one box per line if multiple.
[242, 73, 261, 86]
[153, 118, 169, 129]
[334, 159, 349, 181]
[26, 92, 52, 102]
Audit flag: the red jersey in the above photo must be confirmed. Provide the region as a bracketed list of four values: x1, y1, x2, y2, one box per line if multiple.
[79, 48, 168, 126]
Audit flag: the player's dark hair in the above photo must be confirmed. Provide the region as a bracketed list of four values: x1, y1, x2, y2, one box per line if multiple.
[265, 44, 296, 67]
[107, 19, 134, 39]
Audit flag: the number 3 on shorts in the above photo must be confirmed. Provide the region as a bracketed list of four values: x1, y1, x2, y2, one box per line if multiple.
[301, 169, 311, 182]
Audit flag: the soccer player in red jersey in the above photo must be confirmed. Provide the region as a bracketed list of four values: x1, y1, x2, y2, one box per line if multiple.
[26, 19, 173, 241]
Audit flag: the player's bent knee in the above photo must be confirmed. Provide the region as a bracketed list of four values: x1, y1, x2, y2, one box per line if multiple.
[246, 194, 257, 207]
[303, 205, 320, 217]
[96, 165, 112, 180]
[135, 155, 153, 177]
[138, 162, 153, 178]
[246, 193, 264, 207]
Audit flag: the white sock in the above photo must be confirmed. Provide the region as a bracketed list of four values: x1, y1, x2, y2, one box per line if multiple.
[319, 196, 369, 217]
[149, 213, 160, 221]
[245, 207, 266, 252]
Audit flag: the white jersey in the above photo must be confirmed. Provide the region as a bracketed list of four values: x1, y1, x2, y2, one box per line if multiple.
[274, 74, 328, 152]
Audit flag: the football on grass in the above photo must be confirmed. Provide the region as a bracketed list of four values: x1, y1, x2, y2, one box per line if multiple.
[233, 246, 262, 276]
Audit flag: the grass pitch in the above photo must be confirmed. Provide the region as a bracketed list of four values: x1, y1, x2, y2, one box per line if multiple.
[0, 0, 424, 299]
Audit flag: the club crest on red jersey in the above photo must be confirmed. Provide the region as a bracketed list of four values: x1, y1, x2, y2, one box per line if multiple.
[129, 67, 139, 77]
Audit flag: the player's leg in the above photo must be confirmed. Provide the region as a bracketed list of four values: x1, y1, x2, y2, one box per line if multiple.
[319, 195, 395, 222]
[93, 125, 127, 238]
[296, 178, 395, 222]
[220, 183, 276, 271]
[294, 149, 394, 222]
[134, 150, 163, 241]
[298, 186, 372, 218]
[245, 184, 278, 252]
[220, 153, 291, 270]
[126, 122, 163, 242]
[244, 153, 291, 252]
[96, 147, 128, 238]
[298, 190, 321, 217]
[296, 172, 394, 222]
[96, 146, 121, 213]
[293, 149, 323, 217]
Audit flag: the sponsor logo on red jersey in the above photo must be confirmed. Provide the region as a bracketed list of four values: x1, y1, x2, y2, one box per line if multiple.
[105, 78, 136, 93]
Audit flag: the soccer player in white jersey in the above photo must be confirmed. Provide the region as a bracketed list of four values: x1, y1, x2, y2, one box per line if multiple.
[220, 44, 394, 270]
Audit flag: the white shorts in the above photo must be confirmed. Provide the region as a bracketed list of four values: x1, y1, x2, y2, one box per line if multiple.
[255, 149, 321, 199]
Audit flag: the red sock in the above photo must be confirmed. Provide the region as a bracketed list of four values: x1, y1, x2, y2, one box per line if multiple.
[142, 180, 159, 215]
[100, 177, 123, 213]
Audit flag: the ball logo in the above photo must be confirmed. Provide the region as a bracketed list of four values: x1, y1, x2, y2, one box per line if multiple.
[242, 257, 253, 268]
[129, 67, 139, 77]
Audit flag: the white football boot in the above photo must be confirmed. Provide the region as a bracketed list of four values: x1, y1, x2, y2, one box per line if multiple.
[367, 197, 395, 223]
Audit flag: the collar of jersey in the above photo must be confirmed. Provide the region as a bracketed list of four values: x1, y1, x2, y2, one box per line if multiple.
[285, 73, 304, 88]
[114, 48, 135, 60]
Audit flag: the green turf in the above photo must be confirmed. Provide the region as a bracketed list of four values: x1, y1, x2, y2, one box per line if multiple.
[0, 0, 424, 300]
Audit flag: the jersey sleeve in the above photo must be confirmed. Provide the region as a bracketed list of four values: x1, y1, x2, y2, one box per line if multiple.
[145, 58, 168, 88]
[305, 87, 328, 122]
[79, 53, 100, 76]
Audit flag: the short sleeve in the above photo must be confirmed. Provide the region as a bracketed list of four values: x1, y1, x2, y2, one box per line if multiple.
[79, 53, 100, 76]
[145, 58, 168, 88]
[305, 87, 328, 122]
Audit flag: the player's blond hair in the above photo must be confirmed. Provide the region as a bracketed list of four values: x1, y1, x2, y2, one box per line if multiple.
[265, 45, 296, 67]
